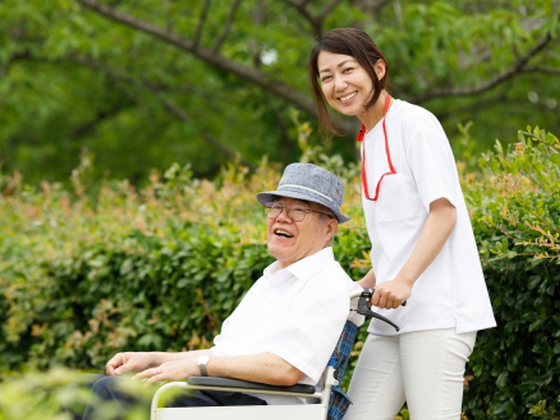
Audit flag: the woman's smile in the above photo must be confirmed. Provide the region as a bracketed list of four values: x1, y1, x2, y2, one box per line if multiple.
[338, 91, 358, 103]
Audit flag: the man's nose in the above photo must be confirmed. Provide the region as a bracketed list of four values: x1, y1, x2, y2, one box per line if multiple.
[275, 207, 293, 223]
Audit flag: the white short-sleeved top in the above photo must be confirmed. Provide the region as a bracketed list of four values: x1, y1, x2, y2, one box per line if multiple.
[211, 247, 361, 404]
[361, 99, 496, 336]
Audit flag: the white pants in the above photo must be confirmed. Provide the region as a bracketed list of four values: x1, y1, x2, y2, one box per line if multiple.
[344, 328, 477, 420]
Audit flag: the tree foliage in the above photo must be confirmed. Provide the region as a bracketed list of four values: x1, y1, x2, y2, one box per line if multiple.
[1, 0, 559, 184]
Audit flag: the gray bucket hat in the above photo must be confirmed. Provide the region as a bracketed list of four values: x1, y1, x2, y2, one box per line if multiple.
[256, 163, 349, 223]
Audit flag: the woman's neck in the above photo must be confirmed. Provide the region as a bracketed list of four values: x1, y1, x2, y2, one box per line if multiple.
[358, 90, 393, 133]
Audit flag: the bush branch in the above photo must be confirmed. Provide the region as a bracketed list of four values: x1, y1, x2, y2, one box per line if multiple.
[212, 0, 243, 53]
[193, 0, 212, 49]
[414, 31, 554, 103]
[281, 0, 343, 36]
[522, 65, 560, 75]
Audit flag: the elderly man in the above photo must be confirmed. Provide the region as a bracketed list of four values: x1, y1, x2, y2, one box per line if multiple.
[78, 163, 358, 417]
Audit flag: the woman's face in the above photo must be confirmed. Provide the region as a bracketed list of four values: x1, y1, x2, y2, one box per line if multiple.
[317, 50, 377, 117]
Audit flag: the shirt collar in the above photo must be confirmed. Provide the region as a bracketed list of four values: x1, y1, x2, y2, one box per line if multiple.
[262, 247, 334, 281]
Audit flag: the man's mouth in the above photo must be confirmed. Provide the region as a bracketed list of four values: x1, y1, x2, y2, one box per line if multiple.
[275, 229, 294, 238]
[339, 91, 358, 102]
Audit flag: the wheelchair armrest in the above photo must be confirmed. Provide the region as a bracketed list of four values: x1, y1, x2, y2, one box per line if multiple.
[187, 376, 316, 395]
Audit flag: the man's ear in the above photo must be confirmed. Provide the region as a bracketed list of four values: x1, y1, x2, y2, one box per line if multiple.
[325, 218, 338, 241]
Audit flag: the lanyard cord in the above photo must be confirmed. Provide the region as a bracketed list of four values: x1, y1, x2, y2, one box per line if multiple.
[356, 93, 395, 201]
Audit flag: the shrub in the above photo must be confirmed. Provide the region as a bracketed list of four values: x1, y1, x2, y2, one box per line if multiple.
[463, 127, 560, 419]
[0, 127, 558, 419]
[0, 367, 151, 420]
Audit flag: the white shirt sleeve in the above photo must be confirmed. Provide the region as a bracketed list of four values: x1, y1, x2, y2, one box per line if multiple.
[403, 112, 459, 212]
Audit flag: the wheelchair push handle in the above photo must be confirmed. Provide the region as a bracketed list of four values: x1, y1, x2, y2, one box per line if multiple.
[356, 288, 405, 332]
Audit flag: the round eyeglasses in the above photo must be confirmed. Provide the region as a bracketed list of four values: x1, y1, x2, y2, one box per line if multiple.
[264, 202, 334, 222]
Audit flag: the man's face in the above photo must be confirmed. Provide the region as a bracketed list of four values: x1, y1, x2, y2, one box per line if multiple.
[266, 197, 337, 268]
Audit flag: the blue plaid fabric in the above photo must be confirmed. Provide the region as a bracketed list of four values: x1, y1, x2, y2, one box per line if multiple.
[327, 321, 359, 420]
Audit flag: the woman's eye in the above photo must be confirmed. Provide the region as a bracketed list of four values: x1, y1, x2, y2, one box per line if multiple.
[321, 75, 332, 82]
[343, 67, 354, 73]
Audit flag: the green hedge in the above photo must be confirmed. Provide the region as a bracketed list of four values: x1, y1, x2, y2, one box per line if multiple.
[463, 128, 560, 419]
[1, 127, 559, 419]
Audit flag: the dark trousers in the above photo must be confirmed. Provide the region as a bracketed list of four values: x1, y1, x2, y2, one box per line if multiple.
[69, 375, 267, 420]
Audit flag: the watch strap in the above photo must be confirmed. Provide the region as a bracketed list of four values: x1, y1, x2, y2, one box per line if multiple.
[197, 355, 210, 377]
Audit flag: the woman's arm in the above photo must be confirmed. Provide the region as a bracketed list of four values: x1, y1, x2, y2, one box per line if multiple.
[358, 268, 376, 288]
[371, 197, 457, 309]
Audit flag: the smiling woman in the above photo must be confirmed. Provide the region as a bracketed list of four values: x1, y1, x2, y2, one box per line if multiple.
[309, 28, 389, 136]
[308, 27, 496, 420]
[316, 51, 377, 120]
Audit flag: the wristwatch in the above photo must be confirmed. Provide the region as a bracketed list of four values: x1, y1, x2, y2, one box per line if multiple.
[196, 355, 210, 377]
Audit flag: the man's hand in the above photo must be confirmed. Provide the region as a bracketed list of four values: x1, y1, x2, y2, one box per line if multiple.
[106, 352, 163, 376]
[133, 359, 199, 385]
[371, 278, 412, 309]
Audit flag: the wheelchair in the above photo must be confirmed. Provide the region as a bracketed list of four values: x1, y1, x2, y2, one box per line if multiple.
[150, 288, 399, 420]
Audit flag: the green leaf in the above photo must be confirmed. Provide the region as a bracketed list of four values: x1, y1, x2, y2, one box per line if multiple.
[496, 371, 509, 389]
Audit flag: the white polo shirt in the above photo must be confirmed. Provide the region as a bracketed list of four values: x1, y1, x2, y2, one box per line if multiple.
[361, 99, 496, 336]
[211, 247, 361, 404]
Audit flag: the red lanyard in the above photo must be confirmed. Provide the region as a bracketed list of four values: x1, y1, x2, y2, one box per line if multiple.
[356, 93, 396, 201]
